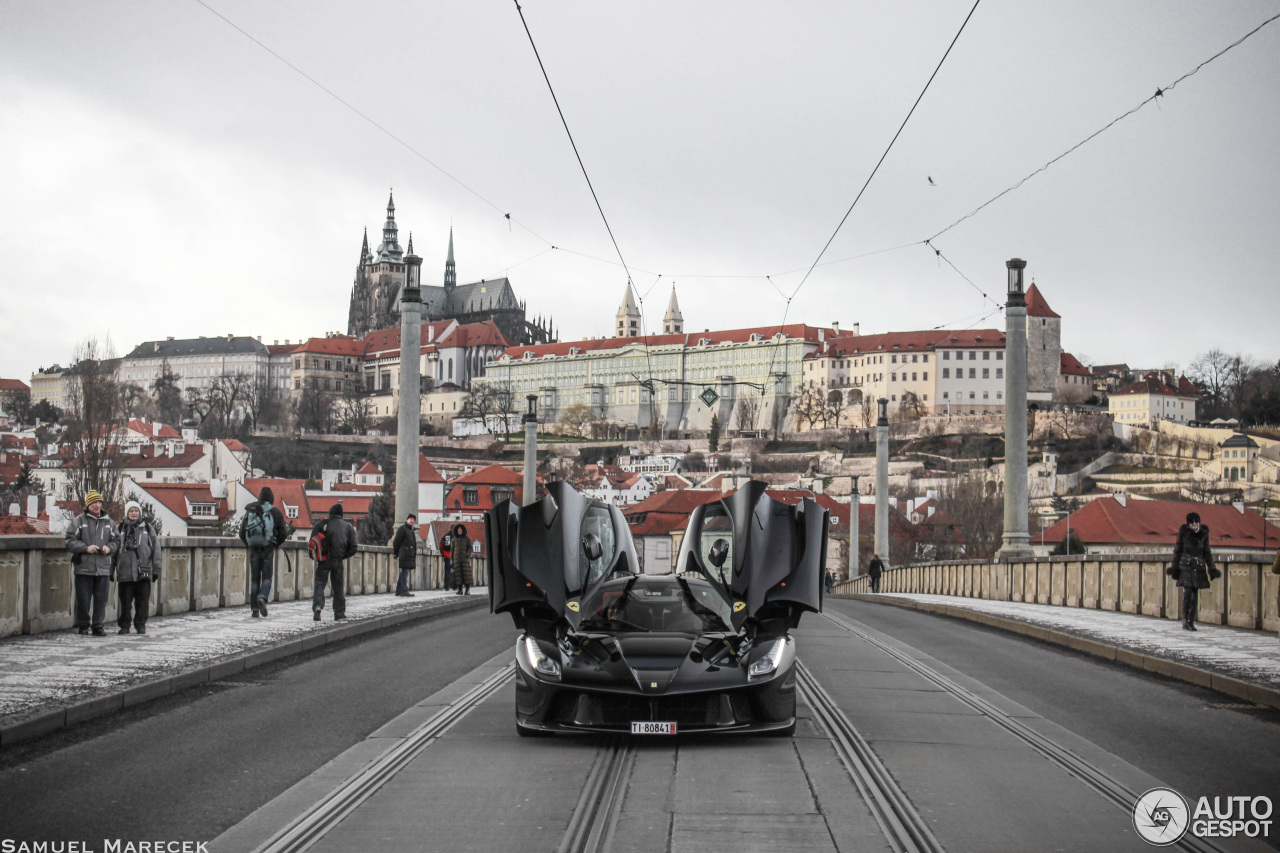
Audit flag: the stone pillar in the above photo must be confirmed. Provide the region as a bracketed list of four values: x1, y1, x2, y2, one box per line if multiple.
[395, 251, 424, 525]
[848, 474, 860, 578]
[875, 399, 889, 563]
[523, 395, 538, 506]
[998, 258, 1034, 559]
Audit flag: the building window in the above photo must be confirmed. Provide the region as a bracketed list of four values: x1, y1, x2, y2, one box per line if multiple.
[145, 471, 153, 479]
[891, 373, 897, 382]
[923, 372, 928, 381]
[982, 368, 989, 379]
[983, 391, 989, 400]
[891, 355, 897, 363]
[912, 373, 917, 381]
[943, 352, 950, 360]
[942, 368, 950, 379]
[983, 352, 990, 360]
[463, 487, 479, 505]
[969, 352, 976, 361]
[943, 392, 949, 399]
[996, 352, 1003, 361]
[969, 368, 976, 379]
[969, 392, 975, 400]
[996, 368, 1003, 379]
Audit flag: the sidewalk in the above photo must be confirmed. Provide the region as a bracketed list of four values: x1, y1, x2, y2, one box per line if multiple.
[0, 588, 489, 746]
[848, 593, 1280, 710]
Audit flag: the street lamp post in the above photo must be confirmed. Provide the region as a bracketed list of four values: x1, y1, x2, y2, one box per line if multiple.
[998, 258, 1034, 559]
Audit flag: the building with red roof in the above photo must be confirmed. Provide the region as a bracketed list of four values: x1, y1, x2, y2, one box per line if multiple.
[125, 482, 230, 536]
[622, 489, 725, 574]
[578, 464, 654, 507]
[1108, 373, 1199, 426]
[1034, 495, 1280, 557]
[1058, 352, 1092, 402]
[444, 464, 523, 519]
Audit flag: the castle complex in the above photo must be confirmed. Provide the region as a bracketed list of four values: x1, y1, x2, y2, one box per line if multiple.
[346, 194, 555, 346]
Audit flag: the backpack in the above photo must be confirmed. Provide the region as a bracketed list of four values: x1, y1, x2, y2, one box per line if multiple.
[440, 532, 452, 560]
[245, 502, 275, 548]
[308, 520, 331, 563]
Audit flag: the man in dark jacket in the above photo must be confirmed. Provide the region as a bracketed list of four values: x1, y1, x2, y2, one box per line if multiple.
[868, 553, 885, 593]
[239, 486, 289, 618]
[1168, 511, 1220, 631]
[390, 514, 418, 597]
[313, 504, 358, 621]
[65, 489, 120, 636]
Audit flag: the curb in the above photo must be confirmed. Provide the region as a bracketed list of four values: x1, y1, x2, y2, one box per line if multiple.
[0, 596, 488, 748]
[844, 593, 1280, 712]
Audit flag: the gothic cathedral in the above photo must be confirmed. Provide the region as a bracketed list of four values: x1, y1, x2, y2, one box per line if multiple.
[346, 193, 555, 346]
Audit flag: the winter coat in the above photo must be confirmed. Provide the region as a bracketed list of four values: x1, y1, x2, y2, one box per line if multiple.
[115, 519, 161, 583]
[391, 523, 419, 570]
[65, 511, 120, 577]
[867, 557, 885, 579]
[451, 532, 473, 586]
[238, 501, 288, 551]
[1169, 523, 1219, 589]
[315, 514, 359, 567]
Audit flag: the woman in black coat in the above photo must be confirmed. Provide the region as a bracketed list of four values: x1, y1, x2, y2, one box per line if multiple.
[1168, 512, 1220, 631]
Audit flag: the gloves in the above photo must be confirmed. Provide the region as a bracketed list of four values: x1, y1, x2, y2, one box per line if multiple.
[1209, 568, 1221, 581]
[1165, 566, 1177, 578]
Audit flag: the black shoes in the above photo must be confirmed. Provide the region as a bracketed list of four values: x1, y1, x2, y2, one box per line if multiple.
[1183, 622, 1197, 631]
[78, 627, 89, 635]
[313, 609, 322, 622]
[136, 626, 146, 635]
[257, 596, 269, 617]
[252, 611, 261, 618]
[334, 614, 347, 621]
[92, 627, 106, 636]
[118, 627, 129, 635]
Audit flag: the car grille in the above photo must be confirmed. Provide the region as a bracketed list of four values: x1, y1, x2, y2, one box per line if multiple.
[547, 691, 755, 729]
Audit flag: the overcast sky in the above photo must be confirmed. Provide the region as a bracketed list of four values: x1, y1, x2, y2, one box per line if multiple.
[3, 1, 1278, 384]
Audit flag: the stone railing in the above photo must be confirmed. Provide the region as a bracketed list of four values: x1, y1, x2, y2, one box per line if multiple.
[0, 536, 488, 638]
[833, 553, 1280, 633]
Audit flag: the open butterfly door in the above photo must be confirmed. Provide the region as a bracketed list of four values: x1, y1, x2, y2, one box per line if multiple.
[674, 480, 827, 632]
[486, 481, 639, 631]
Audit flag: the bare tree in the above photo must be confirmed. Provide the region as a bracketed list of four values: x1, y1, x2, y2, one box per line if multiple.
[151, 360, 184, 426]
[824, 388, 846, 428]
[1189, 349, 1233, 418]
[490, 381, 518, 441]
[857, 391, 873, 429]
[900, 391, 926, 422]
[63, 337, 127, 509]
[295, 379, 332, 435]
[559, 402, 598, 438]
[735, 390, 760, 434]
[335, 382, 371, 435]
[935, 475, 1003, 560]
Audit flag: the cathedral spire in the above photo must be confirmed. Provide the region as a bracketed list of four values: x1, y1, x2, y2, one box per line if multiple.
[662, 285, 684, 334]
[443, 226, 457, 292]
[360, 227, 370, 264]
[616, 281, 640, 338]
[374, 190, 403, 263]
[406, 231, 414, 255]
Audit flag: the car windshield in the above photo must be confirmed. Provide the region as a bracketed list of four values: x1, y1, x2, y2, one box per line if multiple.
[579, 505, 618, 586]
[580, 578, 733, 633]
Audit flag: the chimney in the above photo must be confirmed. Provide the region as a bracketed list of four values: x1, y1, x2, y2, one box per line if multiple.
[227, 333, 234, 342]
[45, 495, 55, 514]
[1232, 497, 1245, 515]
[7, 503, 18, 517]
[1114, 491, 1127, 508]
[832, 321, 839, 334]
[852, 323, 860, 336]
[167, 336, 175, 341]
[274, 340, 279, 346]
[26, 495, 38, 518]
[153, 342, 160, 353]
[210, 478, 227, 499]
[153, 422, 161, 437]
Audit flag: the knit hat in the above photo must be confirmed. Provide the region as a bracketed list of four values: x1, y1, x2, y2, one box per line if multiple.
[258, 487, 275, 504]
[124, 500, 142, 519]
[1186, 512, 1202, 525]
[84, 490, 104, 507]
[329, 503, 344, 517]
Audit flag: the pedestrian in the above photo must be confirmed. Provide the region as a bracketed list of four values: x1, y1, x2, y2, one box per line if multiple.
[114, 500, 161, 634]
[1168, 511, 1220, 631]
[238, 486, 288, 617]
[65, 490, 120, 636]
[868, 553, 885, 593]
[1270, 547, 1279, 639]
[824, 568, 834, 595]
[451, 523, 473, 596]
[440, 527, 454, 590]
[391, 513, 419, 597]
[311, 504, 358, 622]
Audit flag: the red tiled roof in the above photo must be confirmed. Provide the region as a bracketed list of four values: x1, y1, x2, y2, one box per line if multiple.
[306, 495, 374, 519]
[436, 321, 514, 350]
[0, 516, 40, 535]
[502, 324, 836, 360]
[1025, 283, 1060, 318]
[293, 336, 367, 357]
[820, 329, 1006, 358]
[423, 519, 488, 558]
[452, 464, 522, 485]
[1112, 377, 1196, 399]
[1060, 352, 1090, 376]
[130, 483, 229, 524]
[356, 460, 382, 475]
[332, 482, 380, 492]
[419, 455, 445, 484]
[222, 438, 249, 452]
[119, 445, 206, 470]
[0, 379, 30, 392]
[268, 343, 300, 355]
[243, 478, 312, 529]
[125, 419, 182, 439]
[363, 322, 456, 358]
[1041, 498, 1280, 550]
[623, 489, 724, 536]
[1177, 375, 1201, 396]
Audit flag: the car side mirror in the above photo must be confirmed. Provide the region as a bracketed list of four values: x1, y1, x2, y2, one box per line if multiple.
[582, 532, 603, 562]
[708, 538, 730, 568]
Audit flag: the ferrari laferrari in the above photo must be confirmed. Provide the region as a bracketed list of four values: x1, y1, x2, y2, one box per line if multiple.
[486, 480, 828, 736]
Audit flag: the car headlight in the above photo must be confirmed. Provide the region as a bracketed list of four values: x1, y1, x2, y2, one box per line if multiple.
[748, 637, 788, 678]
[523, 635, 561, 681]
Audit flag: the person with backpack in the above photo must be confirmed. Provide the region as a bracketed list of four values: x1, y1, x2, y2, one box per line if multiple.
[114, 500, 161, 634]
[239, 486, 288, 617]
[65, 490, 120, 636]
[868, 553, 885, 593]
[310, 503, 358, 621]
[451, 523, 473, 596]
[390, 514, 419, 597]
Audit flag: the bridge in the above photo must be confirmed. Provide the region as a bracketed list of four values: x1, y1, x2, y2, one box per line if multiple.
[0, 538, 1277, 851]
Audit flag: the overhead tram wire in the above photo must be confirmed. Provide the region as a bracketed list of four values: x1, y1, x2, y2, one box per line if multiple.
[512, 1, 662, 428]
[927, 10, 1280, 243]
[759, 0, 982, 419]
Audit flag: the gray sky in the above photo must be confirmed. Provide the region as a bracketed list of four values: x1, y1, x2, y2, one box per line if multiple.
[3, 1, 1278, 384]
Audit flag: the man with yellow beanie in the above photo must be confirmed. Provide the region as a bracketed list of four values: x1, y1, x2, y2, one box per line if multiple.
[65, 489, 120, 636]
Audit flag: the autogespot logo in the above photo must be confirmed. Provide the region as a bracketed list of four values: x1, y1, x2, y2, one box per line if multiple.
[1134, 787, 1190, 846]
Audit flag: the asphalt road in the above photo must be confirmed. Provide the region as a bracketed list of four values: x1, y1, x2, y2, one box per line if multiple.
[818, 598, 1280, 818]
[0, 607, 516, 845]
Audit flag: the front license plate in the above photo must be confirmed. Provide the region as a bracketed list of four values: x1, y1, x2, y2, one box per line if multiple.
[631, 721, 677, 735]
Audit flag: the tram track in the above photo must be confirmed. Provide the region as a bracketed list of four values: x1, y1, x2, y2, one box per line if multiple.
[820, 610, 1235, 853]
[251, 664, 515, 853]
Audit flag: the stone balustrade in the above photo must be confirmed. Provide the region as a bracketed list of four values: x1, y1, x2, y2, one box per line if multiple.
[833, 553, 1280, 633]
[0, 536, 488, 638]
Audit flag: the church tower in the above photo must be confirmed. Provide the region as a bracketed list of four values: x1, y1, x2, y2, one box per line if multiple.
[616, 282, 640, 338]
[443, 226, 457, 293]
[662, 285, 683, 334]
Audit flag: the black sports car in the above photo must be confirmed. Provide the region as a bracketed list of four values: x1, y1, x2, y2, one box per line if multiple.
[486, 479, 828, 736]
